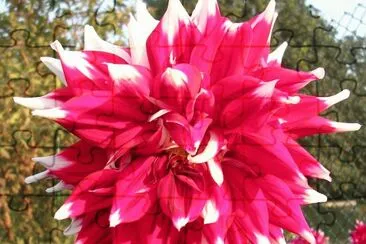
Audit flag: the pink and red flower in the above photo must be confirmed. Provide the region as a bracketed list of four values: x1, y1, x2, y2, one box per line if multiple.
[14, 0, 360, 243]
[350, 220, 366, 244]
[290, 229, 329, 244]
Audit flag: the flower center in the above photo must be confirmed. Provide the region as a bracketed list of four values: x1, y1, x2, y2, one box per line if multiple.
[166, 147, 193, 172]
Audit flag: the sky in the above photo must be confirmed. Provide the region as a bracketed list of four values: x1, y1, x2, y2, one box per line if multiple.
[306, 0, 366, 37]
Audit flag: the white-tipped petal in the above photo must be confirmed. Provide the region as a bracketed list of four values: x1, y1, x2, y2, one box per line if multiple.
[13, 96, 62, 110]
[128, 14, 151, 68]
[267, 41, 288, 65]
[330, 122, 362, 132]
[32, 108, 67, 119]
[301, 230, 316, 244]
[109, 209, 122, 227]
[32, 155, 71, 170]
[84, 25, 131, 62]
[303, 189, 327, 204]
[311, 67, 325, 79]
[40, 57, 67, 85]
[215, 237, 224, 244]
[255, 80, 278, 97]
[46, 181, 73, 193]
[54, 202, 72, 220]
[202, 199, 219, 224]
[276, 236, 287, 244]
[24, 170, 50, 184]
[263, 0, 276, 23]
[50, 40, 64, 53]
[173, 217, 190, 231]
[107, 63, 150, 96]
[135, 0, 158, 25]
[162, 0, 191, 45]
[251, 0, 276, 28]
[64, 218, 83, 236]
[321, 89, 350, 107]
[148, 109, 171, 122]
[255, 234, 271, 244]
[207, 159, 224, 186]
[191, 0, 220, 34]
[188, 132, 219, 163]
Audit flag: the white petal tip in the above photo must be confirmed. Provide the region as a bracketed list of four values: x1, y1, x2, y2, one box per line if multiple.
[215, 237, 224, 244]
[324, 174, 332, 182]
[13, 96, 60, 110]
[24, 170, 49, 184]
[304, 189, 327, 204]
[64, 218, 82, 236]
[311, 67, 325, 79]
[174, 217, 190, 231]
[32, 108, 66, 119]
[50, 40, 64, 52]
[13, 97, 28, 107]
[331, 122, 362, 132]
[207, 159, 224, 186]
[54, 203, 72, 220]
[301, 230, 316, 244]
[202, 199, 220, 224]
[46, 181, 71, 193]
[264, 0, 276, 22]
[109, 210, 122, 227]
[324, 89, 350, 107]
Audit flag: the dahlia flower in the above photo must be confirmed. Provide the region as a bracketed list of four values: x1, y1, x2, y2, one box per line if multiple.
[350, 220, 366, 244]
[290, 229, 329, 244]
[14, 0, 360, 243]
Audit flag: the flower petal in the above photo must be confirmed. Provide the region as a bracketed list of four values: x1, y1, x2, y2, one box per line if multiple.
[146, 0, 200, 75]
[84, 25, 131, 62]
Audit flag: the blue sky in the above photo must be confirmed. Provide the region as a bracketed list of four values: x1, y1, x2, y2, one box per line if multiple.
[306, 0, 366, 37]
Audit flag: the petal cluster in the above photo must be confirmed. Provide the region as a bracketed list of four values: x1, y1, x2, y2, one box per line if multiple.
[350, 220, 366, 244]
[290, 229, 329, 244]
[14, 0, 360, 243]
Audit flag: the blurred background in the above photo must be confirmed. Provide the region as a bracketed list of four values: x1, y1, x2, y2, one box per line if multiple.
[0, 0, 365, 243]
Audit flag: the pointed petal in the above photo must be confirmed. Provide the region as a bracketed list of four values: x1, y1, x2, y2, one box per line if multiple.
[46, 181, 73, 193]
[64, 218, 83, 236]
[84, 25, 131, 62]
[246, 0, 277, 67]
[135, 0, 158, 27]
[283, 116, 361, 138]
[163, 112, 195, 153]
[55, 170, 118, 219]
[191, 0, 221, 35]
[158, 172, 207, 230]
[24, 170, 50, 184]
[207, 158, 223, 186]
[277, 89, 351, 122]
[188, 131, 220, 163]
[253, 67, 325, 93]
[286, 139, 332, 181]
[13, 96, 62, 110]
[32, 155, 71, 170]
[45, 141, 108, 185]
[109, 157, 157, 226]
[202, 199, 219, 224]
[32, 107, 67, 119]
[146, 0, 200, 75]
[209, 22, 253, 82]
[107, 63, 151, 97]
[128, 14, 155, 68]
[267, 41, 288, 66]
[40, 57, 67, 85]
